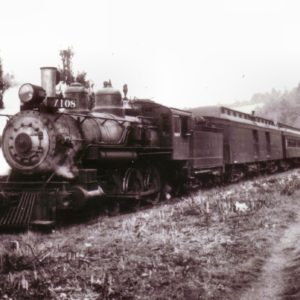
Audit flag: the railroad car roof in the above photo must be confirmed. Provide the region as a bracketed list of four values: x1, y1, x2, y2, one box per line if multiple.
[190, 105, 300, 136]
[131, 99, 192, 116]
[191, 106, 275, 125]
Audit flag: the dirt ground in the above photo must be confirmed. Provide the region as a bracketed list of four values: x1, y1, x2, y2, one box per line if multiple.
[240, 199, 300, 300]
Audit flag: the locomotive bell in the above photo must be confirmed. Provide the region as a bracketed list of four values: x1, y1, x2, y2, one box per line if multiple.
[93, 85, 124, 116]
[65, 83, 89, 111]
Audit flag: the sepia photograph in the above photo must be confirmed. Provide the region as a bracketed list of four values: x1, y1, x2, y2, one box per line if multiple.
[1, 0, 300, 299]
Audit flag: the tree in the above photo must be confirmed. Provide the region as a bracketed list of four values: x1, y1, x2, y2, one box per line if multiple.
[58, 47, 91, 89]
[59, 47, 75, 85]
[0, 57, 14, 109]
[75, 71, 91, 89]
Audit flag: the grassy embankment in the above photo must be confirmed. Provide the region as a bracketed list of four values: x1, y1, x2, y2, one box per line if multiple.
[1, 171, 300, 299]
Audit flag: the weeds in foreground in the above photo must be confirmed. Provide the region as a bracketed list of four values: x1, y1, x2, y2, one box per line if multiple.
[175, 172, 300, 226]
[1, 171, 300, 299]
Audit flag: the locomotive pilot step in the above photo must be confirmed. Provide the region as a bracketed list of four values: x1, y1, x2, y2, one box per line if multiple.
[0, 192, 37, 229]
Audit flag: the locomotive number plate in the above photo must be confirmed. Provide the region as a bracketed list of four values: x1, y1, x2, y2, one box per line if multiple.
[48, 98, 77, 109]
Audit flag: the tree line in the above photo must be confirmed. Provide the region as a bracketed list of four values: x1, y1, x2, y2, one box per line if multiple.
[0, 57, 14, 108]
[254, 86, 300, 127]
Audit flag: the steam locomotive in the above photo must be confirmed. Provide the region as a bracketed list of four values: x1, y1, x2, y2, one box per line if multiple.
[1, 67, 300, 229]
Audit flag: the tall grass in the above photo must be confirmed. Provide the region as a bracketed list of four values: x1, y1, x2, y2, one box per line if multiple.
[1, 171, 300, 299]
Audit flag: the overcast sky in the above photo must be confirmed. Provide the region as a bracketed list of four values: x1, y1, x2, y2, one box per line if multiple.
[1, 0, 300, 109]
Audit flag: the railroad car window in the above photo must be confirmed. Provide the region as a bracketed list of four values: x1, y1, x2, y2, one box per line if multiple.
[174, 116, 181, 134]
[181, 116, 189, 135]
[253, 130, 258, 142]
[253, 130, 259, 154]
[287, 139, 300, 147]
[265, 132, 271, 154]
[162, 114, 170, 132]
[288, 139, 296, 147]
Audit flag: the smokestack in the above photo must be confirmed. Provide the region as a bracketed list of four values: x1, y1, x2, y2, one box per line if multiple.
[40, 67, 58, 97]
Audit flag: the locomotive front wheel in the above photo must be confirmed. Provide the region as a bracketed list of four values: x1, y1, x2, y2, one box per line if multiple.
[144, 166, 161, 205]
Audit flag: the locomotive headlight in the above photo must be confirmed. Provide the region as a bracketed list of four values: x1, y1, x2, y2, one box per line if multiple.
[19, 83, 46, 106]
[19, 84, 34, 103]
